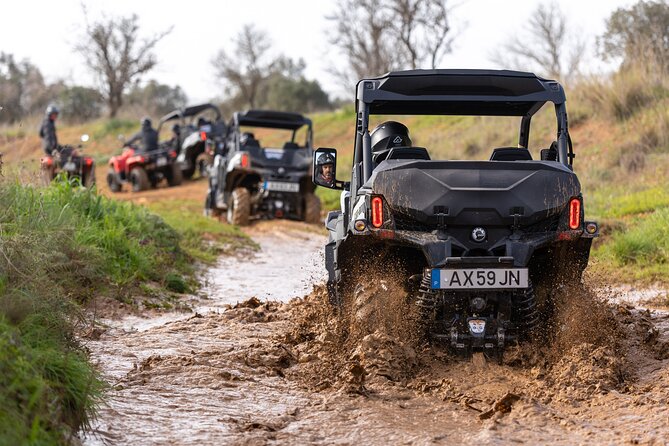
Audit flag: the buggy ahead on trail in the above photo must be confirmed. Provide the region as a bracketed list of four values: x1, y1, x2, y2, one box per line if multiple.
[157, 103, 225, 179]
[313, 69, 598, 362]
[205, 109, 320, 225]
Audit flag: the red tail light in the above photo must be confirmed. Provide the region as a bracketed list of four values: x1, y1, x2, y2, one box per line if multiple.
[240, 153, 250, 168]
[85, 158, 93, 166]
[371, 196, 384, 228]
[200, 131, 207, 141]
[569, 198, 581, 229]
[169, 150, 177, 158]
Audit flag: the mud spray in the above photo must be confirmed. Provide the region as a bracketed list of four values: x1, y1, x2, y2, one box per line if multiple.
[84, 223, 669, 445]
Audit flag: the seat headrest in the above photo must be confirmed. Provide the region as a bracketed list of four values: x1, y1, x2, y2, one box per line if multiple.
[373, 146, 431, 163]
[490, 147, 532, 161]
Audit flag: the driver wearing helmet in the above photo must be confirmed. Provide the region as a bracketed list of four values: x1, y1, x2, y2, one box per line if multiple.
[316, 152, 335, 186]
[125, 117, 159, 153]
[370, 120, 412, 162]
[39, 104, 60, 155]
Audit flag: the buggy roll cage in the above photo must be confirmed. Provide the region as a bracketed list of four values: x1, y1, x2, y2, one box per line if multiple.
[157, 103, 222, 132]
[229, 109, 314, 149]
[353, 69, 575, 182]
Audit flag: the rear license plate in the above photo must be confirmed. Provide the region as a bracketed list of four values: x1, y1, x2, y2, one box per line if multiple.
[431, 268, 528, 289]
[265, 181, 299, 193]
[156, 157, 167, 167]
[63, 162, 77, 171]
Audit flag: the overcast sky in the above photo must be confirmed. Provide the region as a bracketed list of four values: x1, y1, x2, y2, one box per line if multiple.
[1, 0, 636, 102]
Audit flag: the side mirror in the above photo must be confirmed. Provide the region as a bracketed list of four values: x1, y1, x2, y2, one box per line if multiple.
[117, 134, 125, 142]
[313, 148, 341, 189]
[80, 134, 90, 143]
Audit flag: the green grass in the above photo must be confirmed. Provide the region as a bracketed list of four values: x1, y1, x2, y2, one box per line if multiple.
[594, 208, 669, 282]
[317, 187, 342, 212]
[0, 178, 246, 442]
[146, 199, 256, 262]
[91, 118, 136, 139]
[589, 187, 669, 219]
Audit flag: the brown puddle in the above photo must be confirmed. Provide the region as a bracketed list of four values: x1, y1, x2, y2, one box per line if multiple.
[82, 221, 669, 445]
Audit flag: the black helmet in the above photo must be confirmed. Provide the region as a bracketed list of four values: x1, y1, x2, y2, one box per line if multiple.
[45, 104, 59, 116]
[171, 123, 181, 134]
[141, 117, 152, 127]
[370, 121, 411, 152]
[316, 153, 335, 166]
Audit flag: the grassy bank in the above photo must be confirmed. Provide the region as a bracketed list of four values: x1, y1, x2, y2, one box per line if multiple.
[0, 178, 251, 443]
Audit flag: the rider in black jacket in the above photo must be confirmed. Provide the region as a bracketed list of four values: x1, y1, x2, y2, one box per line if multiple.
[125, 117, 159, 153]
[39, 104, 60, 155]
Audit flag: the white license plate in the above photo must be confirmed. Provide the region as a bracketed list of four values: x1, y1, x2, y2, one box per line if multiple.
[156, 157, 167, 167]
[63, 162, 77, 171]
[431, 268, 528, 289]
[265, 181, 299, 192]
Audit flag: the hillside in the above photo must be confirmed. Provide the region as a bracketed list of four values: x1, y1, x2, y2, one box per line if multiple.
[2, 76, 668, 284]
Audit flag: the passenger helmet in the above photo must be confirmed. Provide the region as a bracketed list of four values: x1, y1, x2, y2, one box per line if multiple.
[370, 121, 411, 152]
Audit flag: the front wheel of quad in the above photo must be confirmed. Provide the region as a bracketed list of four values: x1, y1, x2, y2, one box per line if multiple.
[106, 168, 122, 192]
[303, 193, 322, 224]
[83, 164, 96, 188]
[41, 167, 55, 186]
[227, 187, 251, 226]
[196, 153, 212, 178]
[130, 167, 150, 192]
[204, 191, 222, 218]
[167, 163, 183, 187]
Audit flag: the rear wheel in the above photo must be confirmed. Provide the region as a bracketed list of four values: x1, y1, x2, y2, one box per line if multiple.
[512, 280, 539, 341]
[303, 193, 322, 224]
[167, 163, 183, 187]
[227, 187, 251, 226]
[130, 167, 149, 192]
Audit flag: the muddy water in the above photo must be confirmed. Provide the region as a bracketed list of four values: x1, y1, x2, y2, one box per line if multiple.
[83, 221, 669, 445]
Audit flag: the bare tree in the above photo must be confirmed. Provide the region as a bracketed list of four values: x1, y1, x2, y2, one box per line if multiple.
[388, 0, 452, 69]
[327, 0, 454, 86]
[327, 0, 397, 86]
[212, 25, 276, 108]
[492, 1, 585, 81]
[76, 13, 170, 118]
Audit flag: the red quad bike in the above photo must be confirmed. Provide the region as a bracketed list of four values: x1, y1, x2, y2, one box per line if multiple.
[40, 135, 96, 187]
[106, 144, 182, 192]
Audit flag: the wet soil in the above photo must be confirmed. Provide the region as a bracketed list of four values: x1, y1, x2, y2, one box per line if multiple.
[83, 221, 669, 445]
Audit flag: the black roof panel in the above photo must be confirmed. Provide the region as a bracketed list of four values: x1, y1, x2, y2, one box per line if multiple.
[235, 109, 312, 130]
[357, 69, 565, 116]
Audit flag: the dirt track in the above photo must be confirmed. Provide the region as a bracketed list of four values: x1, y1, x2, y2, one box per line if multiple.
[82, 221, 669, 446]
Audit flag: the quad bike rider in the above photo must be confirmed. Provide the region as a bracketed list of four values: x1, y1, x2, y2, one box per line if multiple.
[157, 103, 225, 179]
[39, 105, 96, 187]
[106, 117, 182, 192]
[313, 69, 599, 362]
[205, 109, 321, 225]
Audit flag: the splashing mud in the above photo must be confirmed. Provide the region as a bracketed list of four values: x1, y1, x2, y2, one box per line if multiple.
[83, 222, 669, 445]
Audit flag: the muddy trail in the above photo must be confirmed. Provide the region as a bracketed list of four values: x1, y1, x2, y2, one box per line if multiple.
[83, 221, 669, 445]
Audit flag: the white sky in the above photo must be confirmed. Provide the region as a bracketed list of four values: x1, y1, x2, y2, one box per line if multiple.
[0, 0, 636, 103]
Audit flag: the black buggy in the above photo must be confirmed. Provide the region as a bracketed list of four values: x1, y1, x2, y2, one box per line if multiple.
[205, 109, 321, 225]
[157, 103, 225, 179]
[313, 69, 599, 362]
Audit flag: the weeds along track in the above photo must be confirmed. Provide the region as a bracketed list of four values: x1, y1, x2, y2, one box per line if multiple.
[83, 221, 669, 445]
